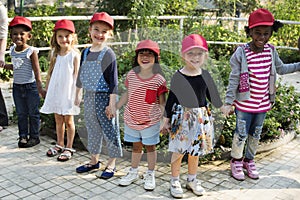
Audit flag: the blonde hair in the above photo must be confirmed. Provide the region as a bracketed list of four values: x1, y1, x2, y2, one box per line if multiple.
[46, 31, 80, 87]
[89, 21, 114, 43]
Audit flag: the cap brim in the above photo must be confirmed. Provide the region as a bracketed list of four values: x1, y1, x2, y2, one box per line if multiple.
[181, 45, 208, 54]
[249, 22, 274, 29]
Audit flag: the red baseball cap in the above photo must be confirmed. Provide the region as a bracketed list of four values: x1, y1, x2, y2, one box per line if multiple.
[54, 19, 75, 33]
[90, 12, 114, 29]
[181, 34, 208, 53]
[248, 8, 275, 29]
[9, 16, 32, 30]
[135, 40, 160, 56]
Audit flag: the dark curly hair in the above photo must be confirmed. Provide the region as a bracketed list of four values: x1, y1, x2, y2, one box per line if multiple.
[244, 20, 284, 37]
[132, 49, 164, 76]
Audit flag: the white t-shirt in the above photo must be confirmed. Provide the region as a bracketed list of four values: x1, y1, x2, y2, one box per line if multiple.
[0, 3, 8, 39]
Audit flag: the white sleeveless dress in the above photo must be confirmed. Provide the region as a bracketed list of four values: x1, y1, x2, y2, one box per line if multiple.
[40, 49, 80, 115]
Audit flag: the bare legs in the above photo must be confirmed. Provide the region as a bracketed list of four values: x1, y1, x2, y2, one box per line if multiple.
[171, 153, 198, 177]
[131, 142, 157, 170]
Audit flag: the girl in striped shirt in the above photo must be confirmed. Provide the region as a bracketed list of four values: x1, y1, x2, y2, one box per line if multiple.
[117, 40, 167, 191]
[224, 8, 300, 181]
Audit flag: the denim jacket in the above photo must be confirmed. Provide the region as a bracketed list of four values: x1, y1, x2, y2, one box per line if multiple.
[225, 44, 300, 105]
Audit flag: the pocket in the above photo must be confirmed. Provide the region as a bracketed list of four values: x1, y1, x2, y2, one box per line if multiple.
[238, 72, 250, 93]
[145, 89, 157, 104]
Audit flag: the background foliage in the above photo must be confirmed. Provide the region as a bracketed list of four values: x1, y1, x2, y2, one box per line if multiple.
[3, 0, 300, 156]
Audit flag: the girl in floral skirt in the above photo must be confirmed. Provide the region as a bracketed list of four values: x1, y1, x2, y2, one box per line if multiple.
[162, 34, 226, 198]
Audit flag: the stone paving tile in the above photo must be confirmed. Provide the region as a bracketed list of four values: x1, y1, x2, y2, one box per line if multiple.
[0, 125, 300, 199]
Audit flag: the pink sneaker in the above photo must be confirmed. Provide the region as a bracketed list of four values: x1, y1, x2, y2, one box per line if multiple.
[243, 159, 259, 179]
[230, 159, 245, 181]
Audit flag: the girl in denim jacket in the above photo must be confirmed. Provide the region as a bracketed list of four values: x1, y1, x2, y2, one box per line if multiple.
[223, 8, 300, 181]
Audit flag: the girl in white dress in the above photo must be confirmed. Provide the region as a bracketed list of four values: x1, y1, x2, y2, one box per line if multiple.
[41, 19, 80, 161]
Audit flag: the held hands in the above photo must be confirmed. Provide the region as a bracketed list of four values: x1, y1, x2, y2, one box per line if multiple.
[160, 117, 171, 135]
[0, 60, 4, 68]
[38, 88, 46, 99]
[105, 104, 116, 120]
[220, 104, 234, 117]
[74, 96, 82, 106]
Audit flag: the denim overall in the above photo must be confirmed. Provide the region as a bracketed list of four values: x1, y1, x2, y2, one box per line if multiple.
[80, 47, 122, 158]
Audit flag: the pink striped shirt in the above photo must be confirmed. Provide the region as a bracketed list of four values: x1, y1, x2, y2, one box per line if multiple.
[235, 45, 272, 113]
[124, 70, 168, 130]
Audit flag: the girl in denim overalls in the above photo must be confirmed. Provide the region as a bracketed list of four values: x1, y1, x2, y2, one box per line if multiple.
[75, 12, 122, 179]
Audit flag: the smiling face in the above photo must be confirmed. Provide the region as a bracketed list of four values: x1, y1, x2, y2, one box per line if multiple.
[182, 47, 207, 69]
[137, 49, 156, 70]
[89, 21, 112, 45]
[249, 25, 273, 49]
[55, 29, 74, 50]
[10, 26, 31, 51]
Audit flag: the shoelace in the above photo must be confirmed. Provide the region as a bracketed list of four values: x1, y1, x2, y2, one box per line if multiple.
[172, 180, 181, 188]
[144, 173, 153, 182]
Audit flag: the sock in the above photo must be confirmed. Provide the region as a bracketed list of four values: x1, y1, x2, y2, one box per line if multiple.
[130, 167, 138, 172]
[171, 176, 180, 181]
[243, 158, 252, 162]
[187, 174, 197, 182]
[147, 169, 154, 174]
[232, 157, 243, 162]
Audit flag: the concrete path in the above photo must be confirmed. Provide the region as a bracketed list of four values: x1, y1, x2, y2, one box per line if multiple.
[278, 71, 300, 93]
[0, 126, 299, 200]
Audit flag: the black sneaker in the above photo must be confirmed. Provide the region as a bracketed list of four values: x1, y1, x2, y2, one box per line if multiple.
[25, 137, 40, 148]
[18, 136, 28, 148]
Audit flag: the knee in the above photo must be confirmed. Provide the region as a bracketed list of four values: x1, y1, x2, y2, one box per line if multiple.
[132, 142, 143, 153]
[251, 126, 263, 139]
[65, 121, 75, 129]
[235, 119, 247, 141]
[145, 145, 156, 153]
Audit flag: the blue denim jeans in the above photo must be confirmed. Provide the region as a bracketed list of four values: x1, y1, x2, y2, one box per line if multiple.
[231, 109, 266, 160]
[13, 82, 40, 138]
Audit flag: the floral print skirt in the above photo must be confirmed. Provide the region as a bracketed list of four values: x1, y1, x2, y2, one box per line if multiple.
[168, 104, 215, 156]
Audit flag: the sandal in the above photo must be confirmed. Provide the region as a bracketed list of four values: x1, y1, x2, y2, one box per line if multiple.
[57, 148, 76, 162]
[46, 144, 64, 157]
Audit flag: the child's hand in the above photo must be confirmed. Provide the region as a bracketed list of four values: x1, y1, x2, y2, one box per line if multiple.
[74, 96, 82, 106]
[0, 61, 5, 68]
[105, 106, 111, 118]
[39, 88, 46, 99]
[160, 118, 171, 135]
[105, 105, 116, 120]
[221, 105, 234, 117]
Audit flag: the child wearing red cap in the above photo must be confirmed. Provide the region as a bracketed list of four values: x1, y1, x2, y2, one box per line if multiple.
[75, 12, 123, 179]
[161, 34, 225, 198]
[3, 16, 46, 148]
[223, 8, 300, 181]
[40, 19, 80, 161]
[117, 40, 167, 191]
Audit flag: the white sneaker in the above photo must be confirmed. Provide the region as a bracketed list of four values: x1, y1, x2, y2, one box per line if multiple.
[186, 179, 205, 196]
[119, 169, 139, 186]
[170, 179, 183, 198]
[143, 171, 156, 190]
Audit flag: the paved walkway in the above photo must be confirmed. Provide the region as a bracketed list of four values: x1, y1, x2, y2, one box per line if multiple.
[0, 72, 300, 200]
[0, 125, 299, 200]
